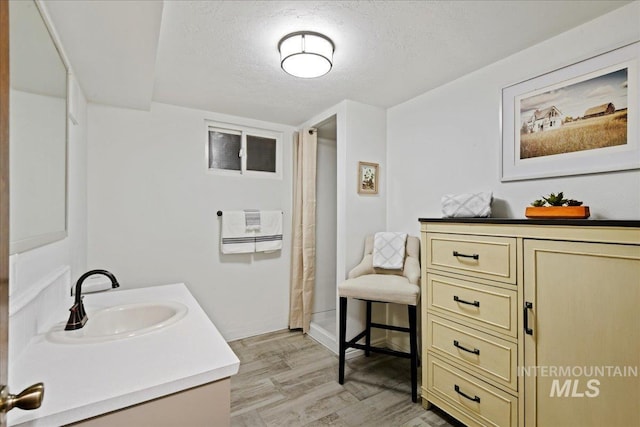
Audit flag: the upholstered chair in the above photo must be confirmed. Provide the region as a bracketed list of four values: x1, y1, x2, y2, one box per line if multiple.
[338, 234, 420, 402]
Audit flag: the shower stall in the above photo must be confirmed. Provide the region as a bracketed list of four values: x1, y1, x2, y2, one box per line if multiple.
[308, 115, 337, 351]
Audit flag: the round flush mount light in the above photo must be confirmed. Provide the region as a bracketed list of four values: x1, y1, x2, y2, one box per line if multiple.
[278, 31, 334, 78]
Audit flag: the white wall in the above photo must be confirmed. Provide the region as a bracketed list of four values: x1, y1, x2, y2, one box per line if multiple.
[87, 102, 295, 341]
[87, 99, 386, 343]
[387, 2, 640, 234]
[340, 101, 388, 339]
[342, 100, 388, 272]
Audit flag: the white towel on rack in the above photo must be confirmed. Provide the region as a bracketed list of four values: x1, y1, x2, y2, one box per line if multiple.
[244, 209, 261, 231]
[255, 211, 283, 252]
[221, 211, 255, 254]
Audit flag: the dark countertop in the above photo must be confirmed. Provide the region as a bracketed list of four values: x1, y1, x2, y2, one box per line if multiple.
[419, 218, 640, 227]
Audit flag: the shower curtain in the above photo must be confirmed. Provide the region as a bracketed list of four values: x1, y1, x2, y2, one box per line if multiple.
[289, 128, 317, 333]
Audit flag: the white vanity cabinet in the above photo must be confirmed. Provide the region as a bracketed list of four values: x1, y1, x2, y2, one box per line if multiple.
[9, 284, 240, 427]
[420, 219, 640, 427]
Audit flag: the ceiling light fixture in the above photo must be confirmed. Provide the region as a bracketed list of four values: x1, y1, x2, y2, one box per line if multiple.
[278, 31, 334, 79]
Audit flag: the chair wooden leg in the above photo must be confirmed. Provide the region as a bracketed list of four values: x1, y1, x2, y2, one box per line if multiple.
[338, 297, 347, 385]
[365, 300, 372, 357]
[408, 305, 418, 403]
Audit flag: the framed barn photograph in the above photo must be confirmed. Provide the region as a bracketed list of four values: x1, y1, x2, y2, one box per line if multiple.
[501, 41, 639, 181]
[358, 161, 379, 194]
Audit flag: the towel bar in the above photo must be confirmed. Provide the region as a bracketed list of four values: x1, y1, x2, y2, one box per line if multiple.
[217, 210, 283, 216]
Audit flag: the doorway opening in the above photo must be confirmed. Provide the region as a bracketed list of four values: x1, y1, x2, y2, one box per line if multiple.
[308, 115, 337, 351]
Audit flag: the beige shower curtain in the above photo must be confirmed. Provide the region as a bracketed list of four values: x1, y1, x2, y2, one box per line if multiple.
[289, 128, 317, 333]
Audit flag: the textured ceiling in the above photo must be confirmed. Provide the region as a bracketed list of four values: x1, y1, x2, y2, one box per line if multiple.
[44, 0, 632, 126]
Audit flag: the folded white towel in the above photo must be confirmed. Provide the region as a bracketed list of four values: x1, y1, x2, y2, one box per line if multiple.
[373, 232, 407, 270]
[255, 211, 283, 253]
[244, 209, 261, 231]
[441, 192, 493, 218]
[221, 211, 255, 254]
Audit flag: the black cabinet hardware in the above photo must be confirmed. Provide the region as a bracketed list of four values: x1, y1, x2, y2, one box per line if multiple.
[453, 295, 480, 307]
[453, 251, 479, 260]
[524, 301, 534, 335]
[453, 340, 480, 355]
[454, 385, 481, 403]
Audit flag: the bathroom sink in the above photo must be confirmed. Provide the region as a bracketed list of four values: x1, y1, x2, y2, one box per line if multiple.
[47, 301, 188, 344]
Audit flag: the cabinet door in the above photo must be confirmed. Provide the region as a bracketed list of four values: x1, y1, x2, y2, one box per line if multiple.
[523, 239, 640, 427]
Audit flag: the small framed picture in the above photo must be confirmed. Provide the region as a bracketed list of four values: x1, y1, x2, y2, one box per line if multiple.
[358, 161, 379, 194]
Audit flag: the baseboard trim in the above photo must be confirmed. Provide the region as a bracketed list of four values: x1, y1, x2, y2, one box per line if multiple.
[308, 321, 337, 354]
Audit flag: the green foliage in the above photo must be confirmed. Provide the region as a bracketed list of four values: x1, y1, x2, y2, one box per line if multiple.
[531, 192, 584, 207]
[543, 192, 567, 206]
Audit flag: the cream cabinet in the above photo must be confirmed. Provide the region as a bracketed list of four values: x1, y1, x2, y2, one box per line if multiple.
[68, 379, 231, 427]
[523, 239, 640, 427]
[420, 219, 640, 427]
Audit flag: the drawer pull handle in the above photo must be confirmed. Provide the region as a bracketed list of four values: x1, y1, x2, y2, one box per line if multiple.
[454, 340, 480, 355]
[453, 250, 479, 260]
[454, 385, 481, 403]
[524, 301, 534, 335]
[453, 295, 480, 307]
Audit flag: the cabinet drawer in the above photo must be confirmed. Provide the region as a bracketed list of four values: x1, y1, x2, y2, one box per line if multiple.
[426, 355, 518, 427]
[427, 315, 517, 391]
[427, 274, 518, 338]
[427, 233, 516, 284]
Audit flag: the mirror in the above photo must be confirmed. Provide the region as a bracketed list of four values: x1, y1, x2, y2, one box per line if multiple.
[9, 0, 68, 254]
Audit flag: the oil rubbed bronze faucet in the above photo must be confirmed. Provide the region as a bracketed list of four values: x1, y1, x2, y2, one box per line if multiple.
[65, 269, 120, 330]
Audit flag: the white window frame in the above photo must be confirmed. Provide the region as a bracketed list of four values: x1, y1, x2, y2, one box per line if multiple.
[205, 121, 283, 179]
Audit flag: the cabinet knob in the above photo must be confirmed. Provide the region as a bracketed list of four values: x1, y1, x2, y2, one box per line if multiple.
[0, 383, 44, 413]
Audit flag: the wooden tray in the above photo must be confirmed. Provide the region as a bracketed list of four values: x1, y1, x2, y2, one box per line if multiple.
[525, 206, 590, 219]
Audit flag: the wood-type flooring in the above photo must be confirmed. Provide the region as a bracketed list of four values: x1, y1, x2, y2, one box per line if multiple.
[229, 329, 462, 427]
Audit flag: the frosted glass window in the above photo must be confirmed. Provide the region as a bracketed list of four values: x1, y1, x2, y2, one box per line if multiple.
[209, 130, 241, 171]
[246, 135, 277, 173]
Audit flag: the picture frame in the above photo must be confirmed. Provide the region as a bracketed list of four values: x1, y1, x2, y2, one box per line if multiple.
[358, 161, 379, 194]
[501, 41, 639, 181]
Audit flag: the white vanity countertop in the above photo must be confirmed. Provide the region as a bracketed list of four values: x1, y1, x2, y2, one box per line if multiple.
[8, 283, 240, 426]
